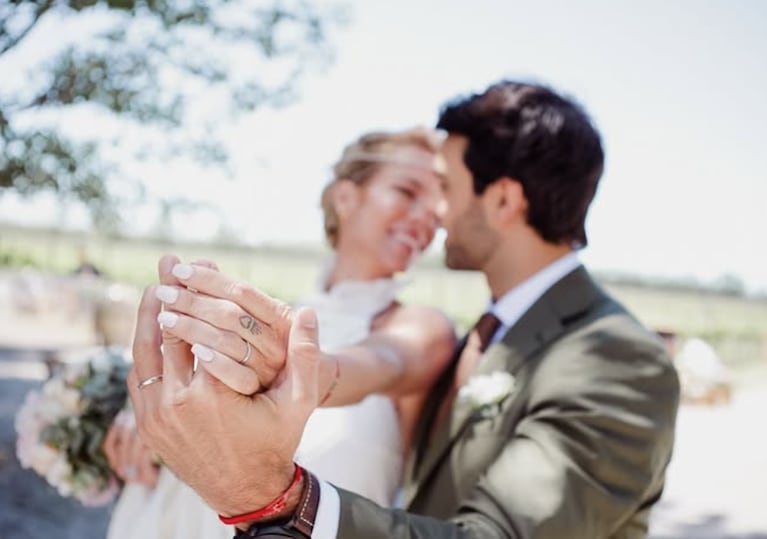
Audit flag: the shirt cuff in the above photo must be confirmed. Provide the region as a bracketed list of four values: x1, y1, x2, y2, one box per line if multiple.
[312, 480, 340, 539]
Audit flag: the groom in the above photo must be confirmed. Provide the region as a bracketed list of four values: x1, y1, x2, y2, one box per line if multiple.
[128, 80, 680, 538]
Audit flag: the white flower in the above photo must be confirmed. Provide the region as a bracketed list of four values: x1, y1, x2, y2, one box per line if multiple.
[458, 371, 516, 410]
[40, 378, 67, 417]
[91, 351, 113, 373]
[29, 444, 60, 475]
[63, 362, 89, 384]
[14, 390, 41, 433]
[17, 435, 58, 474]
[59, 386, 84, 416]
[46, 454, 73, 492]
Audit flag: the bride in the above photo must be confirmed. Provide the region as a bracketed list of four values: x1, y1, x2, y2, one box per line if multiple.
[103, 127, 456, 539]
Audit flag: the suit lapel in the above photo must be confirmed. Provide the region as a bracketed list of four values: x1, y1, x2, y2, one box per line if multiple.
[411, 307, 561, 497]
[407, 266, 604, 507]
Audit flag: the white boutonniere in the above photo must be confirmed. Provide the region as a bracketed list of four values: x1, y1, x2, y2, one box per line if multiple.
[457, 371, 516, 414]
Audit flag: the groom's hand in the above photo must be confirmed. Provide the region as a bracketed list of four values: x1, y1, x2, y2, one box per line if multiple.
[128, 299, 321, 515]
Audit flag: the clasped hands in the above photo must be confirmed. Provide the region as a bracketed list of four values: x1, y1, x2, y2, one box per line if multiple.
[125, 254, 322, 516]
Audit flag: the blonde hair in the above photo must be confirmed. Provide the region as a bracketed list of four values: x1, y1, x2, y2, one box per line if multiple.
[321, 127, 442, 248]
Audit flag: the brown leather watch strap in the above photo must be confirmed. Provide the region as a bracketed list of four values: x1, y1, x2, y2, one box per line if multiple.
[289, 468, 320, 537]
[238, 468, 321, 538]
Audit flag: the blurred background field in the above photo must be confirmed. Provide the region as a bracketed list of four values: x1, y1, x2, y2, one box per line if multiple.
[2, 222, 765, 381]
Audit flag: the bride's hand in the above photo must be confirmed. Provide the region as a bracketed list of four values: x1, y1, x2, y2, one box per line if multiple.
[153, 255, 293, 394]
[102, 411, 160, 487]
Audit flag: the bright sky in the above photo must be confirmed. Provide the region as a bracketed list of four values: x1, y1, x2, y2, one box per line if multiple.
[2, 0, 766, 292]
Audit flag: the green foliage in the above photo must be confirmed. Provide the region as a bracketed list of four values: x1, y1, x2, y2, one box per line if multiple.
[0, 245, 39, 266]
[0, 0, 344, 229]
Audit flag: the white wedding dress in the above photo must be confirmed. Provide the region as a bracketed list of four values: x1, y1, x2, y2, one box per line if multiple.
[107, 276, 405, 539]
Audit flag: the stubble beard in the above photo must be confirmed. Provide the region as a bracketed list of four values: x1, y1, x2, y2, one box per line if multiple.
[443, 242, 475, 271]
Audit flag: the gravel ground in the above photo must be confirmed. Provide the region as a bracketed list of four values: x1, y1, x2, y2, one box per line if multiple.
[647, 379, 767, 539]
[1, 347, 765, 539]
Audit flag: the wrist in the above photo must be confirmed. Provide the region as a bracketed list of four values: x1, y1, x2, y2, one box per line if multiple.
[220, 463, 304, 529]
[234, 469, 321, 538]
[221, 458, 296, 517]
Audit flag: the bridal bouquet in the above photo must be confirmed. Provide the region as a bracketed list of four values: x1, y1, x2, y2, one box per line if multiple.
[15, 346, 130, 506]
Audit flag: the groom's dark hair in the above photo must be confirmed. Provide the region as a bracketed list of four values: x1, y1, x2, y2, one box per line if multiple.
[436, 80, 604, 248]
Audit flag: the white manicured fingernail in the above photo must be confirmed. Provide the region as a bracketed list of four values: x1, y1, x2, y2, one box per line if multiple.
[172, 263, 194, 280]
[155, 285, 179, 304]
[192, 344, 214, 362]
[157, 311, 178, 328]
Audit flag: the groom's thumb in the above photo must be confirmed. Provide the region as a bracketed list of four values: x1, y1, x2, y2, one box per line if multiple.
[285, 307, 320, 415]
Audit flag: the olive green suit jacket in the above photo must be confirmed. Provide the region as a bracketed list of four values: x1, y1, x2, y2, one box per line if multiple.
[336, 267, 680, 539]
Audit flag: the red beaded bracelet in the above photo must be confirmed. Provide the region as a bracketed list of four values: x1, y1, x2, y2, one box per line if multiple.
[218, 464, 304, 526]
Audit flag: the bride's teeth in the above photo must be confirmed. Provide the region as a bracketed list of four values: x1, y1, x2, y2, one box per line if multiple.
[392, 231, 422, 269]
[394, 233, 418, 250]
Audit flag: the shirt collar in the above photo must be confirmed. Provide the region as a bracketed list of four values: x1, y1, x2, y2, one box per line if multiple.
[489, 251, 581, 339]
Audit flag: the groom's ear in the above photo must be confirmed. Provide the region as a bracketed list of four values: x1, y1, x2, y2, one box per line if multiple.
[332, 179, 360, 222]
[483, 177, 528, 229]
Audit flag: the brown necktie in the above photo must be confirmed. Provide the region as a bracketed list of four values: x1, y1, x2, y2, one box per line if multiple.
[430, 312, 503, 435]
[454, 312, 502, 390]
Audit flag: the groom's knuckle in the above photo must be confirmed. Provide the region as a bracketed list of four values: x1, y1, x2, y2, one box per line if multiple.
[161, 387, 188, 411]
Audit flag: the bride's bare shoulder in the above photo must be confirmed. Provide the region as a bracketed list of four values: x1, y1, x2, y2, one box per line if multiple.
[374, 303, 455, 341]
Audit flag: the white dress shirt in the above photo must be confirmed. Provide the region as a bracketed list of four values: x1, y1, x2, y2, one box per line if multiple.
[488, 251, 581, 344]
[311, 252, 582, 539]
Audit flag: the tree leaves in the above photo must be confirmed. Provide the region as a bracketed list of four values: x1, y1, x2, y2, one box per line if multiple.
[0, 0, 343, 230]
